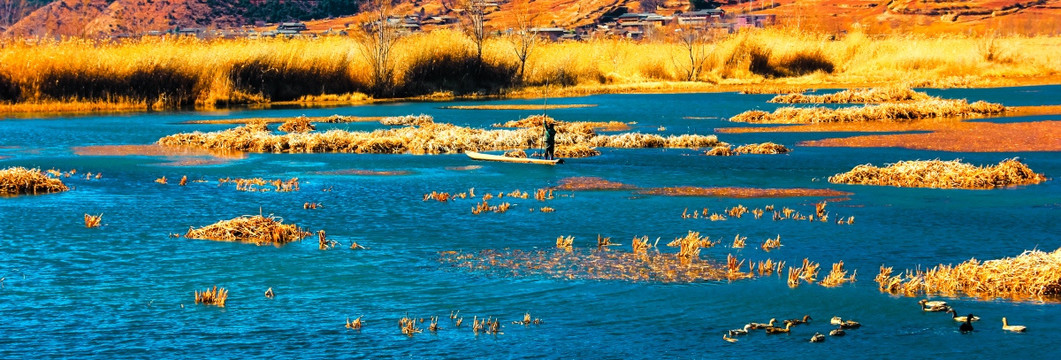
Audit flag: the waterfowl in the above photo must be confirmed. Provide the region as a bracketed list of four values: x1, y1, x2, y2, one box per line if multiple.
[830, 316, 844, 326]
[723, 334, 738, 343]
[728, 324, 752, 336]
[765, 323, 793, 334]
[1002, 317, 1027, 332]
[839, 320, 861, 329]
[748, 318, 777, 330]
[810, 332, 826, 343]
[784, 315, 812, 327]
[959, 316, 974, 334]
[919, 299, 951, 312]
[829, 327, 846, 336]
[946, 309, 980, 322]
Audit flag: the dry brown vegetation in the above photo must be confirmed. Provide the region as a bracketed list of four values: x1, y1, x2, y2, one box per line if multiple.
[554, 177, 635, 191]
[828, 158, 1047, 189]
[706, 142, 790, 156]
[84, 213, 102, 228]
[730, 98, 1006, 124]
[278, 116, 316, 133]
[184, 215, 311, 246]
[194, 286, 228, 307]
[157, 115, 717, 156]
[217, 177, 300, 192]
[876, 248, 1061, 301]
[769, 87, 934, 104]
[442, 104, 596, 110]
[801, 121, 1061, 152]
[819, 261, 857, 287]
[0, 167, 69, 195]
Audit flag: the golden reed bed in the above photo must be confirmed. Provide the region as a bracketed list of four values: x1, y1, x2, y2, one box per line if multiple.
[0, 167, 69, 195]
[184, 115, 383, 125]
[876, 248, 1061, 301]
[442, 104, 596, 110]
[801, 121, 1061, 152]
[768, 87, 934, 104]
[184, 215, 311, 246]
[730, 98, 1005, 124]
[828, 158, 1047, 189]
[705, 142, 790, 156]
[157, 115, 718, 157]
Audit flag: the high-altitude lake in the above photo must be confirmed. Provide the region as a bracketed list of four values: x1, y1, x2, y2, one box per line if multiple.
[1, 86, 1059, 358]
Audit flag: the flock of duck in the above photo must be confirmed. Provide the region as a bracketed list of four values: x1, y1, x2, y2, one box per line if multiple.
[723, 299, 1027, 343]
[918, 299, 1027, 334]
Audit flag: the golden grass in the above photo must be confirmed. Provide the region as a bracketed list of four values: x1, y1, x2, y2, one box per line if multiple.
[194, 286, 228, 307]
[345, 316, 363, 330]
[732, 235, 747, 249]
[828, 158, 1047, 189]
[184, 214, 310, 246]
[802, 121, 1061, 152]
[442, 104, 596, 110]
[876, 248, 1061, 301]
[761, 235, 783, 252]
[0, 167, 69, 195]
[184, 115, 384, 125]
[706, 142, 790, 156]
[278, 116, 316, 133]
[84, 213, 102, 228]
[730, 98, 1006, 124]
[787, 258, 822, 288]
[157, 115, 717, 156]
[819, 261, 857, 287]
[4, 29, 1061, 115]
[216, 177, 300, 192]
[493, 114, 630, 132]
[554, 177, 635, 191]
[769, 87, 934, 104]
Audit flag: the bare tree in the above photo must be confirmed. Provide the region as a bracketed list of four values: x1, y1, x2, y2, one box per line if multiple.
[509, 0, 538, 81]
[359, 0, 399, 95]
[458, 0, 487, 63]
[672, 21, 713, 81]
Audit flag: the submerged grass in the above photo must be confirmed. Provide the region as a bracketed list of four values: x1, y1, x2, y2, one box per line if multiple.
[185, 214, 311, 246]
[0, 167, 69, 195]
[828, 158, 1047, 189]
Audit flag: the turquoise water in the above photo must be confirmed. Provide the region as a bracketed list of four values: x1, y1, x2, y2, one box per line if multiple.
[1, 86, 1059, 359]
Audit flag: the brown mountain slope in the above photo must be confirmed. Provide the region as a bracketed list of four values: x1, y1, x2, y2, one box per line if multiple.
[5, 0, 111, 37]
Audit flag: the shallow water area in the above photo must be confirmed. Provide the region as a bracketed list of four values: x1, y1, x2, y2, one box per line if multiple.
[1, 86, 1060, 358]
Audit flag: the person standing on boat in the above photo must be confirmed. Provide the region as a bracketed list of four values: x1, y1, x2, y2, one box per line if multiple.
[543, 119, 557, 160]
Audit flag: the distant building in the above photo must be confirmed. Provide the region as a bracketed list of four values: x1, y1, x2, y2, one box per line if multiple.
[677, 9, 726, 26]
[529, 27, 566, 41]
[735, 14, 775, 28]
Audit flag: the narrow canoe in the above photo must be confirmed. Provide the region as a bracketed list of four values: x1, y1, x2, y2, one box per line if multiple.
[465, 151, 563, 165]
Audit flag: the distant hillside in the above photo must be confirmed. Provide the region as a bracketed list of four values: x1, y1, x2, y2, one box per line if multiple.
[3, 0, 363, 38]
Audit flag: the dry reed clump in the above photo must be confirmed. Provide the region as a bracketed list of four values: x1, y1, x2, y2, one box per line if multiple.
[158, 114, 717, 156]
[732, 234, 747, 249]
[769, 87, 934, 104]
[277, 116, 316, 133]
[84, 214, 102, 228]
[730, 98, 1006, 124]
[707, 143, 790, 156]
[819, 261, 857, 287]
[194, 286, 228, 307]
[828, 158, 1047, 189]
[444, 104, 596, 110]
[380, 114, 435, 126]
[740, 86, 806, 95]
[493, 115, 630, 132]
[878, 248, 1061, 300]
[761, 235, 783, 252]
[787, 258, 822, 287]
[0, 167, 69, 195]
[400, 315, 422, 337]
[345, 316, 363, 330]
[556, 236, 574, 252]
[184, 215, 310, 246]
[218, 177, 300, 192]
[666, 231, 718, 265]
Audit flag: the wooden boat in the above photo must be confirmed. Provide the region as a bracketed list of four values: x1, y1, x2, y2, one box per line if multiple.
[465, 151, 563, 165]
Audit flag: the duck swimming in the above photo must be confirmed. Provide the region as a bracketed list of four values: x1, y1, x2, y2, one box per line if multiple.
[829, 327, 846, 336]
[946, 309, 980, 322]
[748, 318, 777, 330]
[919, 299, 951, 312]
[1002, 317, 1027, 332]
[784, 315, 812, 327]
[765, 323, 793, 334]
[728, 324, 751, 336]
[960, 316, 974, 334]
[810, 332, 825, 342]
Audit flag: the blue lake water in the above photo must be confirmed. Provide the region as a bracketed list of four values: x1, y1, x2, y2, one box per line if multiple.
[1, 86, 1060, 359]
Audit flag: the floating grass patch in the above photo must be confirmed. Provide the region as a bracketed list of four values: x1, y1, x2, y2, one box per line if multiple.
[217, 177, 300, 192]
[739, 86, 807, 95]
[706, 142, 790, 156]
[819, 261, 857, 287]
[184, 115, 383, 125]
[278, 116, 316, 133]
[83, 214, 102, 228]
[638, 186, 851, 198]
[801, 121, 1061, 152]
[730, 99, 1005, 124]
[185, 215, 310, 246]
[194, 286, 228, 307]
[493, 115, 630, 132]
[443, 104, 596, 110]
[159, 115, 717, 156]
[876, 248, 1061, 301]
[0, 167, 69, 195]
[828, 158, 1047, 189]
[769, 87, 933, 104]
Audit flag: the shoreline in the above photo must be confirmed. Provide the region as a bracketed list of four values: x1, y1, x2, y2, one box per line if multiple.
[4, 77, 1061, 118]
